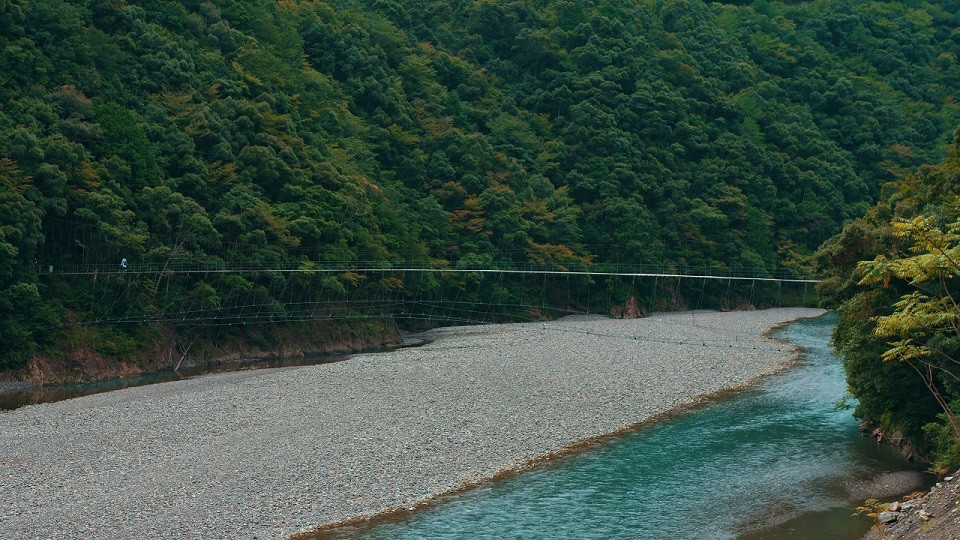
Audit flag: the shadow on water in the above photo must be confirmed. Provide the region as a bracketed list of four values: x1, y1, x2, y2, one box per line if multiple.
[316, 314, 930, 540]
[0, 338, 428, 411]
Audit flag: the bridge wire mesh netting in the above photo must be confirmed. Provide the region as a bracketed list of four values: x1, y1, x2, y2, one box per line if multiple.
[43, 260, 818, 354]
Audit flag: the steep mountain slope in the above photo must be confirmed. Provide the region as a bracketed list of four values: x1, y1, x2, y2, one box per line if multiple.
[1, 0, 957, 368]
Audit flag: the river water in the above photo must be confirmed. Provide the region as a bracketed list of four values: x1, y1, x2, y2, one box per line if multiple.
[318, 314, 925, 539]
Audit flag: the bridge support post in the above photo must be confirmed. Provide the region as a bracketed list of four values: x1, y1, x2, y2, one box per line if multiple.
[650, 276, 658, 314]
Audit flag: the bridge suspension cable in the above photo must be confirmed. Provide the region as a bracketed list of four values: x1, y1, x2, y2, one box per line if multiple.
[45, 263, 820, 284]
[40, 257, 820, 355]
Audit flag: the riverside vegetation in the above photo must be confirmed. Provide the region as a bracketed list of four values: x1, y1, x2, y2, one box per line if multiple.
[818, 133, 960, 472]
[2, 0, 959, 374]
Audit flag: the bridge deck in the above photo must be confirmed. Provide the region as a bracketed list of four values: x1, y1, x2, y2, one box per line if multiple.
[47, 266, 820, 283]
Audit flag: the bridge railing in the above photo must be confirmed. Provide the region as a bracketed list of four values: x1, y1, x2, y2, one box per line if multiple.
[39, 259, 819, 282]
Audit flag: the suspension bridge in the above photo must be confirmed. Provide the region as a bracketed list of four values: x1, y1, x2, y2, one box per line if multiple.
[41, 257, 821, 346]
[32, 213, 823, 352]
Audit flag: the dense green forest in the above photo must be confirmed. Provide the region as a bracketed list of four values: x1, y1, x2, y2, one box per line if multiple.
[1, 0, 959, 370]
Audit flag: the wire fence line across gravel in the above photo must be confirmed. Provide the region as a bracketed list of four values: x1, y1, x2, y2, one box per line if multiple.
[0, 308, 826, 539]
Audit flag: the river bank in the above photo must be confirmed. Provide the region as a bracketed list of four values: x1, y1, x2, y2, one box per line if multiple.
[863, 472, 960, 539]
[2, 318, 402, 387]
[0, 308, 822, 539]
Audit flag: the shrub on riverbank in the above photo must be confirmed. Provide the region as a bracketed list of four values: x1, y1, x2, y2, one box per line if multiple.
[819, 131, 960, 469]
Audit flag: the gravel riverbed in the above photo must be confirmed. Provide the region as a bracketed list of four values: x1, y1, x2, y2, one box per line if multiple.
[0, 308, 824, 539]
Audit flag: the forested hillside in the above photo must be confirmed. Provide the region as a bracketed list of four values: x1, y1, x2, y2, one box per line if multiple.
[2, 0, 958, 370]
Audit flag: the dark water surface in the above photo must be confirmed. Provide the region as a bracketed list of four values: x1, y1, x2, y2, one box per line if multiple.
[319, 314, 924, 539]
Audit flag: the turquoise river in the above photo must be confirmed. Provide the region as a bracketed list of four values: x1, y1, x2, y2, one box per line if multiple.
[318, 314, 926, 539]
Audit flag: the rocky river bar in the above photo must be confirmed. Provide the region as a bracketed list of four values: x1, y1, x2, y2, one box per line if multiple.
[0, 308, 825, 539]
